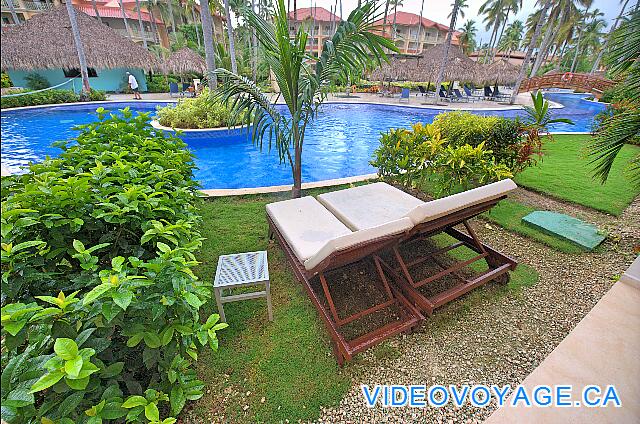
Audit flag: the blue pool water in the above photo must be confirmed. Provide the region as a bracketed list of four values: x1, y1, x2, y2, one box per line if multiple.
[1, 93, 605, 189]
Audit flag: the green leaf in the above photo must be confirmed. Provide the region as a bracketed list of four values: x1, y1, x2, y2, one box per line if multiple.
[170, 386, 186, 415]
[30, 371, 65, 393]
[126, 333, 144, 348]
[65, 376, 90, 390]
[83, 283, 112, 305]
[144, 402, 160, 422]
[54, 338, 79, 360]
[57, 391, 84, 417]
[143, 332, 162, 349]
[64, 355, 84, 378]
[72, 239, 85, 252]
[183, 292, 203, 309]
[121, 395, 148, 409]
[4, 388, 34, 408]
[112, 290, 133, 311]
[100, 361, 124, 378]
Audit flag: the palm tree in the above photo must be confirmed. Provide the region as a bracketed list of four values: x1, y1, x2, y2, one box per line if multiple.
[570, 5, 592, 72]
[458, 19, 477, 54]
[167, 0, 177, 39]
[184, 0, 201, 48]
[382, 0, 390, 36]
[64, 0, 90, 94]
[135, 0, 148, 48]
[509, 0, 553, 104]
[590, 0, 630, 74]
[117, 0, 134, 38]
[391, 0, 403, 42]
[251, 0, 258, 81]
[492, 0, 522, 61]
[214, 0, 395, 198]
[91, 0, 103, 24]
[479, 0, 505, 62]
[223, 0, 238, 72]
[497, 19, 522, 59]
[588, 9, 639, 184]
[417, 0, 425, 52]
[432, 0, 468, 104]
[201, 0, 219, 87]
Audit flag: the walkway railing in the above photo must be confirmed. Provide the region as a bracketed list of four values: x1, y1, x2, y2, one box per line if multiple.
[519, 73, 615, 98]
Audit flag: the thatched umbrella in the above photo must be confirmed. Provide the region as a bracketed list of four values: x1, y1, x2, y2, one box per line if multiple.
[483, 59, 520, 85]
[369, 56, 417, 82]
[411, 44, 483, 85]
[163, 47, 207, 75]
[1, 6, 159, 71]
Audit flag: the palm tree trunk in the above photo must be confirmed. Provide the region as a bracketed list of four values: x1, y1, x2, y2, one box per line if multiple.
[591, 0, 630, 74]
[432, 0, 460, 104]
[6, 0, 20, 25]
[417, 0, 425, 52]
[91, 0, 102, 24]
[223, 0, 238, 73]
[135, 0, 148, 48]
[483, 24, 498, 63]
[148, 3, 160, 44]
[570, 6, 589, 73]
[191, 7, 201, 48]
[292, 124, 302, 198]
[168, 0, 177, 37]
[382, 0, 390, 36]
[491, 5, 511, 61]
[200, 0, 218, 87]
[510, 0, 553, 104]
[293, 0, 297, 20]
[530, 13, 559, 76]
[251, 0, 258, 81]
[65, 0, 91, 94]
[118, 0, 133, 38]
[392, 0, 398, 43]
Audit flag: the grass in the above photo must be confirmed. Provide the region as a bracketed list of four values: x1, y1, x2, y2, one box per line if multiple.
[481, 199, 586, 254]
[515, 134, 640, 215]
[190, 188, 540, 423]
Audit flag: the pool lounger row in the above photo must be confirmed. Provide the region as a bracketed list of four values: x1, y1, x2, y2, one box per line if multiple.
[266, 179, 518, 365]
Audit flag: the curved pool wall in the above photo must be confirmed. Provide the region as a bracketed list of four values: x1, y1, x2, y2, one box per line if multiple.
[1, 93, 606, 190]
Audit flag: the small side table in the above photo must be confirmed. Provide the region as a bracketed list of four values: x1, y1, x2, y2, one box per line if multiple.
[213, 251, 272, 323]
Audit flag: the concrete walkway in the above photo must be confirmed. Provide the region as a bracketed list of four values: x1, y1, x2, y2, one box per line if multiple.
[485, 256, 640, 424]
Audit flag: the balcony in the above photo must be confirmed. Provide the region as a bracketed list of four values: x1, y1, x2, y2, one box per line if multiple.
[114, 27, 156, 42]
[2, 0, 56, 12]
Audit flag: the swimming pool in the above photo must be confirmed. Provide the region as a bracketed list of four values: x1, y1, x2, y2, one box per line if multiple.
[1, 93, 605, 189]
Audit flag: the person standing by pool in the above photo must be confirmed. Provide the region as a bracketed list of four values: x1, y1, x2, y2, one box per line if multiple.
[126, 72, 142, 100]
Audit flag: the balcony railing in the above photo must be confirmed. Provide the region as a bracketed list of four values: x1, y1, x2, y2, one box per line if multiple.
[114, 28, 156, 42]
[2, 0, 56, 12]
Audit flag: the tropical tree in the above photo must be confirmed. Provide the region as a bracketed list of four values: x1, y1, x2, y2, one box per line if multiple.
[509, 0, 553, 104]
[432, 0, 468, 104]
[479, 0, 506, 62]
[391, 0, 404, 42]
[117, 0, 133, 38]
[64, 0, 91, 94]
[458, 19, 477, 54]
[588, 9, 639, 184]
[497, 19, 522, 59]
[183, 0, 202, 48]
[417, 0, 426, 52]
[91, 0, 103, 24]
[591, 0, 631, 74]
[213, 0, 395, 197]
[223, 0, 238, 72]
[135, 0, 148, 48]
[201, 0, 219, 87]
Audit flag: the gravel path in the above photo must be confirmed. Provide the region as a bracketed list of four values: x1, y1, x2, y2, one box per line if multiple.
[313, 194, 639, 424]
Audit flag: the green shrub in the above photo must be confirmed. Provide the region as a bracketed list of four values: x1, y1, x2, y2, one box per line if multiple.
[156, 88, 243, 129]
[432, 111, 526, 171]
[0, 89, 106, 109]
[1, 108, 227, 423]
[1, 71, 12, 88]
[24, 73, 51, 90]
[371, 121, 513, 197]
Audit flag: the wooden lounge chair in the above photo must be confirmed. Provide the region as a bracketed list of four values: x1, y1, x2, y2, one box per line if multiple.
[266, 197, 424, 365]
[316, 180, 518, 316]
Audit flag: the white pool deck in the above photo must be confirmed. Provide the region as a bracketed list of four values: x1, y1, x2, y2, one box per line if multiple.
[485, 256, 640, 424]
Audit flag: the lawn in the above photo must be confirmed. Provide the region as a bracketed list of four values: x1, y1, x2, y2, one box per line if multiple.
[190, 189, 539, 423]
[515, 134, 640, 215]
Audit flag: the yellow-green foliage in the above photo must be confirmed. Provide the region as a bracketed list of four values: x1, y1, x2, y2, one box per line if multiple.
[156, 88, 244, 129]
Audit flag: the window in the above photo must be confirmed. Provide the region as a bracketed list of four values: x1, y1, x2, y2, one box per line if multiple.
[63, 68, 99, 78]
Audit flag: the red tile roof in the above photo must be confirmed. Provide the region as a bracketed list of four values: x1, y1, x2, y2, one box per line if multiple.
[373, 11, 461, 44]
[74, 4, 163, 24]
[288, 7, 341, 22]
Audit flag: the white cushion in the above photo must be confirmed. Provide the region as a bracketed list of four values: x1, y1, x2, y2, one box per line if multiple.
[317, 182, 423, 230]
[266, 197, 351, 264]
[303, 218, 413, 271]
[405, 179, 517, 225]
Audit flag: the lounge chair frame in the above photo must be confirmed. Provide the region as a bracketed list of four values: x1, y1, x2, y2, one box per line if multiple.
[267, 215, 424, 366]
[380, 196, 517, 315]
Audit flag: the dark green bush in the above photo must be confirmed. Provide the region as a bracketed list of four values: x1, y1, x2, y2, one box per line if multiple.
[1, 108, 226, 423]
[0, 89, 106, 109]
[432, 111, 525, 171]
[156, 88, 243, 129]
[24, 73, 51, 90]
[147, 75, 179, 93]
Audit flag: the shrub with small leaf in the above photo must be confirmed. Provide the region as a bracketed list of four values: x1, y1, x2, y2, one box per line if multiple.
[1, 108, 227, 423]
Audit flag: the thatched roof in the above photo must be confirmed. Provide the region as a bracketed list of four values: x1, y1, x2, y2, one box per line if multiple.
[483, 59, 520, 85]
[1, 6, 158, 71]
[369, 56, 417, 81]
[163, 47, 206, 75]
[411, 44, 484, 84]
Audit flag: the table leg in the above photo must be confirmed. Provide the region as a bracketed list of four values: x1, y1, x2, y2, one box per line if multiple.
[265, 280, 273, 321]
[214, 287, 226, 323]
